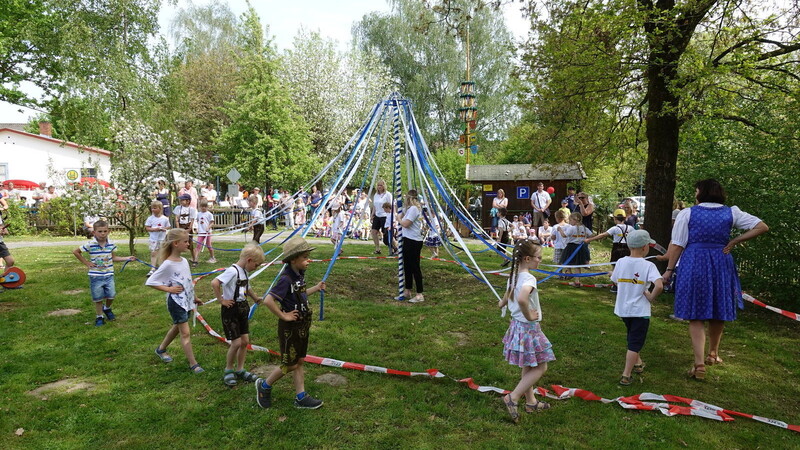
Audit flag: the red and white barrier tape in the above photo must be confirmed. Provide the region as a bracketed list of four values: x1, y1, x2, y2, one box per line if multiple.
[536, 385, 800, 433]
[742, 293, 800, 322]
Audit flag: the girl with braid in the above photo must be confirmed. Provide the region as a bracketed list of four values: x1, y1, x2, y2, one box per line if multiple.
[498, 240, 555, 423]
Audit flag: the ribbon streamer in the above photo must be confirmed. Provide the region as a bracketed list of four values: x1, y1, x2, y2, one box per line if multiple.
[742, 293, 799, 322]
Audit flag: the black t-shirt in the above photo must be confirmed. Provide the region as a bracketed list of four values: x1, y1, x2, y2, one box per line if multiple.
[268, 267, 309, 314]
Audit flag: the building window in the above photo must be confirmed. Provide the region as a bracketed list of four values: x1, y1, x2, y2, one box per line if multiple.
[0, 163, 7, 181]
[81, 168, 97, 178]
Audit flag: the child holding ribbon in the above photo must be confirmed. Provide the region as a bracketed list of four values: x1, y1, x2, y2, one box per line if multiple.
[498, 240, 555, 423]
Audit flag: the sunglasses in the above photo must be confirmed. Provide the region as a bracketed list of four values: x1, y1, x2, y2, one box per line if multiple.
[578, 197, 586, 199]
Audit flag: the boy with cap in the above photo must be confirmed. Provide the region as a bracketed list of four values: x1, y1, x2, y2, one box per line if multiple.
[610, 230, 663, 385]
[173, 194, 198, 267]
[256, 236, 327, 409]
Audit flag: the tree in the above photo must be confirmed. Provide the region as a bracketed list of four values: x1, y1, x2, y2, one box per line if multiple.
[511, 0, 800, 247]
[214, 7, 315, 190]
[281, 30, 392, 162]
[354, 0, 516, 148]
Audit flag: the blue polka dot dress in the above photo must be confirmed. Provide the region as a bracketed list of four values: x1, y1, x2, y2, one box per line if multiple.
[674, 206, 743, 321]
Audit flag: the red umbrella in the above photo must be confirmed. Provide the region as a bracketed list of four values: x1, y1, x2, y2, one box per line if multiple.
[79, 177, 112, 188]
[2, 179, 41, 190]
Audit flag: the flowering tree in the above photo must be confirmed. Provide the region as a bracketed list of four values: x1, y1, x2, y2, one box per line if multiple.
[110, 117, 208, 254]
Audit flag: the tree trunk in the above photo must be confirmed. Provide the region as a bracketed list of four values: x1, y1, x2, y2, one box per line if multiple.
[643, 50, 680, 252]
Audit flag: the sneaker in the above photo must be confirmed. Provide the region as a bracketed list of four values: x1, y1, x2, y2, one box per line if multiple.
[609, 286, 618, 294]
[294, 394, 323, 409]
[207, 258, 217, 264]
[255, 378, 272, 408]
[94, 316, 105, 327]
[191, 261, 199, 268]
[147, 269, 155, 277]
[103, 307, 116, 321]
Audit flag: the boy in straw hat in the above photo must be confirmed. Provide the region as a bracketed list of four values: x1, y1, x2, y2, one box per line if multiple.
[256, 236, 327, 409]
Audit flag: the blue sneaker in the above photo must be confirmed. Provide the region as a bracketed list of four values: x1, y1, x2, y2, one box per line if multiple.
[294, 393, 323, 409]
[94, 316, 105, 327]
[255, 378, 272, 408]
[103, 308, 116, 321]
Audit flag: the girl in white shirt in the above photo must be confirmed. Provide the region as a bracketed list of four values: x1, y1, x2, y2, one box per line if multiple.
[498, 240, 555, 422]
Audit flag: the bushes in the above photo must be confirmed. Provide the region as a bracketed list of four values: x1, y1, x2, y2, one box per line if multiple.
[2, 200, 31, 234]
[30, 197, 79, 236]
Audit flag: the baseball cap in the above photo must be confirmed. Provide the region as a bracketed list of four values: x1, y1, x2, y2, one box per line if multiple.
[613, 208, 626, 219]
[178, 194, 191, 200]
[626, 230, 655, 248]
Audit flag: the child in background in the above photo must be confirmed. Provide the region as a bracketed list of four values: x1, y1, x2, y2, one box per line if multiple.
[294, 198, 306, 228]
[511, 219, 527, 244]
[538, 219, 553, 247]
[173, 194, 198, 267]
[144, 201, 171, 276]
[584, 209, 634, 293]
[496, 208, 512, 267]
[211, 243, 265, 386]
[558, 199, 571, 221]
[498, 240, 554, 423]
[257, 236, 327, 409]
[361, 210, 371, 240]
[551, 210, 568, 266]
[330, 207, 344, 248]
[195, 199, 216, 263]
[382, 202, 398, 255]
[146, 229, 204, 373]
[610, 230, 663, 385]
[423, 217, 442, 259]
[558, 212, 593, 286]
[247, 195, 265, 244]
[73, 220, 136, 326]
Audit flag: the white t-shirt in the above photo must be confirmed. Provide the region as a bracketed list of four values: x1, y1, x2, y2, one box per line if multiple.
[204, 189, 217, 203]
[507, 271, 541, 323]
[173, 205, 197, 227]
[551, 224, 567, 249]
[145, 258, 195, 311]
[250, 208, 264, 224]
[538, 225, 552, 238]
[215, 264, 249, 302]
[564, 224, 593, 244]
[531, 190, 550, 211]
[402, 205, 423, 241]
[373, 191, 393, 218]
[196, 211, 214, 236]
[671, 203, 761, 247]
[145, 214, 171, 241]
[610, 257, 660, 317]
[332, 210, 346, 233]
[606, 224, 635, 244]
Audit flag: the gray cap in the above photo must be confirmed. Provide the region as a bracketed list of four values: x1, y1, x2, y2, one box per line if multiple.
[626, 230, 655, 248]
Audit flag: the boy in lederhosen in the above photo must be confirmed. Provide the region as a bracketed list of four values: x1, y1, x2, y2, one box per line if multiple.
[211, 243, 264, 386]
[256, 236, 327, 409]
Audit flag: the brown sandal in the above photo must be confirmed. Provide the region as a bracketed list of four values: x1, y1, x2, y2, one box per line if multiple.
[502, 394, 520, 423]
[524, 400, 551, 413]
[705, 354, 723, 366]
[687, 364, 706, 380]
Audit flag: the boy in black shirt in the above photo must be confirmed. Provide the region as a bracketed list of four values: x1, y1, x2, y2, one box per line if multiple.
[256, 236, 326, 409]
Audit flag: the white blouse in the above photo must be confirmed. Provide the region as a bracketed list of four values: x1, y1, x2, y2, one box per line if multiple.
[670, 203, 762, 248]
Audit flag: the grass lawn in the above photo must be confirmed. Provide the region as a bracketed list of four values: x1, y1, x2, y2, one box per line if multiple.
[1, 239, 798, 448]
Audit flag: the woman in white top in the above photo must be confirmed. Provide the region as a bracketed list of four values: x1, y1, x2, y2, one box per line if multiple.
[371, 180, 393, 254]
[491, 189, 509, 237]
[398, 189, 424, 303]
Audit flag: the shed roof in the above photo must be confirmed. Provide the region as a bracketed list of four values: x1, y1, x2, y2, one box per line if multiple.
[466, 162, 586, 182]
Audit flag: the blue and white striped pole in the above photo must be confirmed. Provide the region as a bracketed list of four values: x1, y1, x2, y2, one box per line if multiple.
[392, 99, 405, 300]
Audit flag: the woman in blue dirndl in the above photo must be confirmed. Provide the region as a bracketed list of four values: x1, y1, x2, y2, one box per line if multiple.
[663, 179, 768, 380]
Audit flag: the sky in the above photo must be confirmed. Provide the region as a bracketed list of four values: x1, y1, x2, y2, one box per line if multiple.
[0, 0, 530, 123]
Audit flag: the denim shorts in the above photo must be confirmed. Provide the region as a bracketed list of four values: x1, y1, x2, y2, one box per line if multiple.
[89, 276, 116, 302]
[167, 297, 189, 324]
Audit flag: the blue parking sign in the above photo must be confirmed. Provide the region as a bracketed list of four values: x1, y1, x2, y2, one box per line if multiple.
[517, 186, 530, 200]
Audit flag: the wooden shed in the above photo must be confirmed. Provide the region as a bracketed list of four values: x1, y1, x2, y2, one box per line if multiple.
[466, 162, 587, 231]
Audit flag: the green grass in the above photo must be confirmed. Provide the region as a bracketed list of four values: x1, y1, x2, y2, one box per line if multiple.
[1, 240, 798, 448]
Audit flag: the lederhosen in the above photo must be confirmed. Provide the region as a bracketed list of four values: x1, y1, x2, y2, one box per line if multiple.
[610, 225, 631, 263]
[177, 207, 194, 245]
[251, 208, 265, 243]
[277, 273, 312, 370]
[221, 265, 250, 340]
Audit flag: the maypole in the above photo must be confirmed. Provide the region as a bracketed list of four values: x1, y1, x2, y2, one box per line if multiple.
[392, 96, 406, 300]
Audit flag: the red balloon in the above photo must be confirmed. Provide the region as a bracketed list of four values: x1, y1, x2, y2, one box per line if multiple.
[546, 186, 555, 194]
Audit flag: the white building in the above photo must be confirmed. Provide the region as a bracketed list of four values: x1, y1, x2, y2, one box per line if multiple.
[0, 122, 111, 186]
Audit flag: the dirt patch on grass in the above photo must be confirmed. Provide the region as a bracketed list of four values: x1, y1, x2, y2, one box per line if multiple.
[315, 373, 347, 387]
[48, 309, 82, 317]
[0, 302, 21, 312]
[62, 289, 85, 295]
[251, 364, 281, 377]
[449, 331, 469, 347]
[28, 378, 95, 400]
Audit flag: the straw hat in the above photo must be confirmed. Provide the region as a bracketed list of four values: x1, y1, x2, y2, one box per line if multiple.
[282, 236, 316, 262]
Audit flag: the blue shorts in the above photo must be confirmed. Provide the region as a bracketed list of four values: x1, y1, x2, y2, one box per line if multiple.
[621, 317, 650, 353]
[167, 297, 189, 324]
[89, 276, 116, 302]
